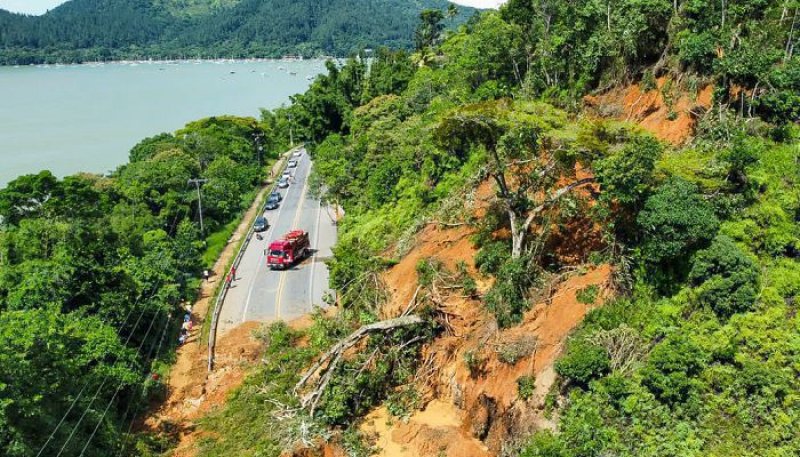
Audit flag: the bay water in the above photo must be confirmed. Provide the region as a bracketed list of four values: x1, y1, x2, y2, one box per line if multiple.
[0, 59, 324, 187]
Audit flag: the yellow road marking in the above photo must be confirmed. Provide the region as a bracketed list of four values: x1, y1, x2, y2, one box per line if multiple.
[275, 159, 312, 319]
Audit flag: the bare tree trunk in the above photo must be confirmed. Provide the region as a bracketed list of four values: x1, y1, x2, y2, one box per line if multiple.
[721, 0, 726, 28]
[509, 177, 596, 259]
[294, 315, 424, 413]
[509, 210, 525, 259]
[786, 8, 798, 61]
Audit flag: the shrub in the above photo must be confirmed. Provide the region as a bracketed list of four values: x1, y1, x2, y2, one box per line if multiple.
[688, 235, 760, 318]
[517, 375, 537, 400]
[554, 341, 610, 387]
[497, 334, 538, 364]
[474, 240, 509, 275]
[484, 256, 538, 328]
[464, 348, 486, 377]
[386, 385, 421, 420]
[456, 261, 478, 297]
[416, 258, 439, 287]
[520, 430, 567, 457]
[641, 333, 708, 406]
[576, 285, 600, 305]
[594, 135, 661, 211]
[637, 178, 719, 266]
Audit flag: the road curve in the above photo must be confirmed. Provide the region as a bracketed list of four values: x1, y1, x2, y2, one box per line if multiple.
[217, 149, 337, 335]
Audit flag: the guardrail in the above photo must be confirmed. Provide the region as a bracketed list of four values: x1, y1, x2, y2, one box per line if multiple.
[207, 145, 303, 371]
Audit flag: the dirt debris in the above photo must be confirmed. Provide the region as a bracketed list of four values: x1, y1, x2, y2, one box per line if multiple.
[362, 401, 492, 457]
[368, 192, 612, 455]
[584, 77, 714, 144]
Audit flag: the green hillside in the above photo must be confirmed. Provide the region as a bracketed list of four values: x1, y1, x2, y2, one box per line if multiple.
[1, 0, 798, 456]
[0, 0, 475, 64]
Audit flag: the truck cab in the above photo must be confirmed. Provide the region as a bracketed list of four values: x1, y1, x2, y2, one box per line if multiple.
[267, 230, 310, 269]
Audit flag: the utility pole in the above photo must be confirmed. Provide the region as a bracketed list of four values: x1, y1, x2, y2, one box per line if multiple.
[288, 114, 294, 147]
[252, 131, 264, 167]
[188, 178, 209, 234]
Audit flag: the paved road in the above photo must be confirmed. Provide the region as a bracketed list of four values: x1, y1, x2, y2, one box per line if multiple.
[217, 149, 337, 335]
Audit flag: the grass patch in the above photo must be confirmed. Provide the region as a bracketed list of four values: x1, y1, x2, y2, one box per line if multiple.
[202, 217, 242, 269]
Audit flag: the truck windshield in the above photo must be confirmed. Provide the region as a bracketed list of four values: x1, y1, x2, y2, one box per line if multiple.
[270, 250, 284, 257]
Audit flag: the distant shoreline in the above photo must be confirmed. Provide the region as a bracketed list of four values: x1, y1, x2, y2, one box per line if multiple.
[0, 56, 339, 68]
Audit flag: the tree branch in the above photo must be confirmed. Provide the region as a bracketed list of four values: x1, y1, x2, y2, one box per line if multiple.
[520, 177, 596, 234]
[294, 315, 425, 412]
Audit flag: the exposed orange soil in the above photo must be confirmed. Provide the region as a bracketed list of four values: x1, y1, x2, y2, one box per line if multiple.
[452, 265, 611, 451]
[369, 172, 612, 455]
[156, 322, 262, 457]
[362, 401, 492, 457]
[154, 151, 610, 456]
[584, 77, 714, 144]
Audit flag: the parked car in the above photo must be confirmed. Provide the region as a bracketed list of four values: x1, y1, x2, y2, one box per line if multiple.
[264, 199, 279, 210]
[254, 216, 269, 232]
[292, 150, 302, 157]
[269, 191, 282, 202]
[278, 177, 289, 188]
[282, 170, 292, 179]
[287, 160, 298, 168]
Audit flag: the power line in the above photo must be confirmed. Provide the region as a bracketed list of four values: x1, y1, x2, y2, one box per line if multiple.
[78, 307, 165, 456]
[35, 288, 149, 457]
[116, 313, 173, 457]
[47, 280, 164, 457]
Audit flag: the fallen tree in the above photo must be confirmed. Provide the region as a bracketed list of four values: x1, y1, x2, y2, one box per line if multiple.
[294, 314, 425, 414]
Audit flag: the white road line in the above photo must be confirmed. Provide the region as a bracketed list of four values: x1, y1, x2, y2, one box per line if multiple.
[240, 158, 298, 323]
[276, 159, 312, 319]
[309, 197, 322, 313]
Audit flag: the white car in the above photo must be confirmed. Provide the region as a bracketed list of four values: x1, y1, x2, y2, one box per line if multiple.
[292, 150, 302, 157]
[278, 177, 289, 188]
[282, 170, 292, 179]
[287, 160, 298, 168]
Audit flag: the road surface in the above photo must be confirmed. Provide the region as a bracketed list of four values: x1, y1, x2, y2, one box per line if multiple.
[217, 149, 337, 335]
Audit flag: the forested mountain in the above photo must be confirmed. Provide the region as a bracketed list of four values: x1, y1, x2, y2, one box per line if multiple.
[0, 0, 474, 64]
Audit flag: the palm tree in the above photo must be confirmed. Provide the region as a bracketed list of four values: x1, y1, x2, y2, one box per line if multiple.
[447, 4, 459, 25]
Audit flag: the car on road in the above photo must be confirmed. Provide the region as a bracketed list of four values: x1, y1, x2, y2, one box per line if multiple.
[269, 191, 282, 202]
[278, 177, 289, 188]
[292, 150, 302, 157]
[287, 160, 298, 168]
[254, 216, 269, 232]
[282, 170, 292, 179]
[264, 199, 279, 210]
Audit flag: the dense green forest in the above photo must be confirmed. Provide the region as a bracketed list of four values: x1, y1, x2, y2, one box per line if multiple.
[0, 0, 474, 64]
[194, 1, 799, 456]
[0, 115, 295, 456]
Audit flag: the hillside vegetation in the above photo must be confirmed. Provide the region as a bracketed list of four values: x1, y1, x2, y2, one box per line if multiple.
[0, 0, 474, 64]
[1, 1, 798, 456]
[194, 1, 799, 456]
[0, 116, 296, 456]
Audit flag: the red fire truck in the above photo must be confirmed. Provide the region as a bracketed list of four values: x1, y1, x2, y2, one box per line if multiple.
[267, 230, 310, 269]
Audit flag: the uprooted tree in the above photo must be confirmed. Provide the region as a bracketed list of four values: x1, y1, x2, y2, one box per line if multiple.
[293, 315, 425, 415]
[435, 101, 595, 258]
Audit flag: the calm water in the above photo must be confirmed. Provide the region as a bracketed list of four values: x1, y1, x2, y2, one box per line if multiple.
[0, 60, 324, 187]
